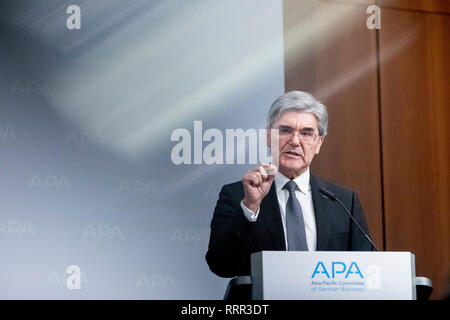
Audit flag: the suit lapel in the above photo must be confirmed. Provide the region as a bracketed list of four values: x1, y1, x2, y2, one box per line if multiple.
[260, 183, 286, 250]
[310, 174, 333, 250]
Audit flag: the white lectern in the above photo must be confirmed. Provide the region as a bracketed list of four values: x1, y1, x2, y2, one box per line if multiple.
[250, 251, 425, 300]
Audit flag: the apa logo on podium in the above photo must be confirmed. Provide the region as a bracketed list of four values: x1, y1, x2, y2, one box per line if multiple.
[310, 261, 381, 293]
[311, 261, 364, 279]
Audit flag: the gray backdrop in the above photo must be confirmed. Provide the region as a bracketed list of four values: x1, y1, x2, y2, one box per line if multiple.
[0, 0, 284, 298]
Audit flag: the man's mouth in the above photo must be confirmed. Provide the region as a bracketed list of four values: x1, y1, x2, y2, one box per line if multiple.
[283, 150, 303, 158]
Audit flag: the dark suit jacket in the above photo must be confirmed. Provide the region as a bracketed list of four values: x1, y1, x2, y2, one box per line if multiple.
[205, 173, 373, 278]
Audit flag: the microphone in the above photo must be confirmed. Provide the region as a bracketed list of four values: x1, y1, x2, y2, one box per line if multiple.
[319, 187, 378, 251]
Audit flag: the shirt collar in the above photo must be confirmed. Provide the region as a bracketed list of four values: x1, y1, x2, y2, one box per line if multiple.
[275, 167, 310, 195]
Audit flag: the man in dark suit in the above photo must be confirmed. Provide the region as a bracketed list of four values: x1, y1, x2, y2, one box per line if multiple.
[205, 91, 373, 296]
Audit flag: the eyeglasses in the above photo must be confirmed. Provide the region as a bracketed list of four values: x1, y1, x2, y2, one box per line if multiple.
[276, 125, 320, 143]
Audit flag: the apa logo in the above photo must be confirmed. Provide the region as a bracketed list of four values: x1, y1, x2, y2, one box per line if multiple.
[0, 220, 35, 237]
[169, 228, 209, 245]
[311, 261, 363, 279]
[118, 180, 157, 195]
[28, 175, 71, 191]
[64, 129, 104, 145]
[81, 225, 124, 240]
[136, 273, 176, 289]
[10, 80, 53, 96]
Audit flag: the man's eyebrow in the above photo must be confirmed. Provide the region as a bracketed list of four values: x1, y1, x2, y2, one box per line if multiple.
[278, 124, 315, 131]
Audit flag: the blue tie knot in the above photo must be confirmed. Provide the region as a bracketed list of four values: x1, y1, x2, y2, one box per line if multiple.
[284, 180, 298, 193]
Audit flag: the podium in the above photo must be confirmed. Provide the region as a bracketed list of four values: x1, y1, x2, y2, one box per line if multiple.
[224, 251, 432, 300]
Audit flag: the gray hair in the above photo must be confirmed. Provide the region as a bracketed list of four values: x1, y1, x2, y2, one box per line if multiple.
[267, 91, 328, 136]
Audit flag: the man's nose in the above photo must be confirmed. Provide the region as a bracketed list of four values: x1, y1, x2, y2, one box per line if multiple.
[289, 132, 301, 146]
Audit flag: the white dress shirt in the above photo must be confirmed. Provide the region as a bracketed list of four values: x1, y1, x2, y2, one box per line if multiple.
[240, 168, 317, 251]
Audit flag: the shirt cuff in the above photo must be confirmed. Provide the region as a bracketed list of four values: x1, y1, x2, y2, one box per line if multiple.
[240, 200, 260, 222]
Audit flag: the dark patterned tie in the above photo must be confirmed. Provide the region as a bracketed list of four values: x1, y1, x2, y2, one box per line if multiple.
[284, 180, 308, 251]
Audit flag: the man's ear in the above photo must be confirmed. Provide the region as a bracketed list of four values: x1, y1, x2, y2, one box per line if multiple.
[266, 126, 271, 148]
[315, 136, 325, 154]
